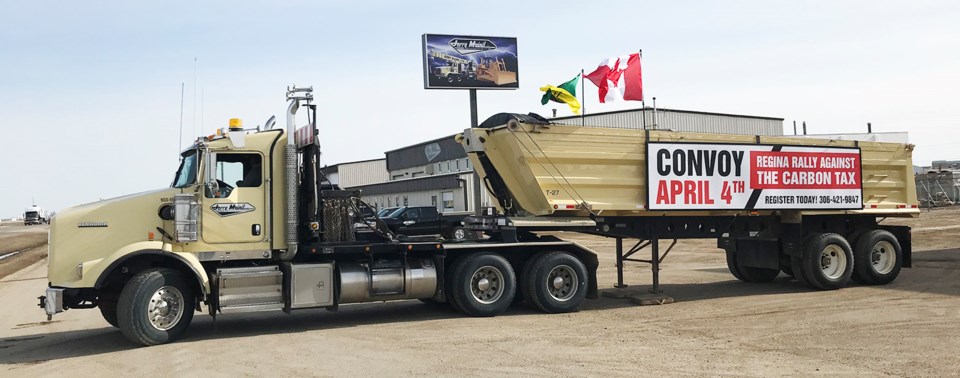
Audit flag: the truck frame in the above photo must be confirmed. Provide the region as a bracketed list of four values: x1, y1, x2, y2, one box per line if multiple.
[40, 87, 917, 346]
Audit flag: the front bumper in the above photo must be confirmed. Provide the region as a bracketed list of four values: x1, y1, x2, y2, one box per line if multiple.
[38, 287, 65, 320]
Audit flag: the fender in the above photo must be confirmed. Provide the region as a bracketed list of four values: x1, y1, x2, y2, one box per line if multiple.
[88, 242, 210, 297]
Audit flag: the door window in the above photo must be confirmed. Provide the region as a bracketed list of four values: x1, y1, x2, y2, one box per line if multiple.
[206, 153, 262, 198]
[405, 208, 420, 220]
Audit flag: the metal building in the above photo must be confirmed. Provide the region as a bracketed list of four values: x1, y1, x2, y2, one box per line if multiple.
[347, 135, 491, 213]
[321, 158, 389, 188]
[551, 107, 784, 136]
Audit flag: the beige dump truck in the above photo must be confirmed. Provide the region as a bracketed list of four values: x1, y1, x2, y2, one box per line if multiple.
[40, 88, 918, 346]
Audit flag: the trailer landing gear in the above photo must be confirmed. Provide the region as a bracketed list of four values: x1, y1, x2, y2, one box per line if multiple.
[603, 237, 677, 306]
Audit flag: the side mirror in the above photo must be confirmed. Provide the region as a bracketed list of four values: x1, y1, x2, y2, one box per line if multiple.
[204, 152, 218, 191]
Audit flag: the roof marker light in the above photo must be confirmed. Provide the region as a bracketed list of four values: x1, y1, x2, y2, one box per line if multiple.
[229, 118, 243, 131]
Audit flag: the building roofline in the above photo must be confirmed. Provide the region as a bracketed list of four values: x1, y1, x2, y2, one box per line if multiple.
[346, 171, 471, 190]
[383, 134, 460, 154]
[323, 157, 386, 169]
[550, 107, 784, 122]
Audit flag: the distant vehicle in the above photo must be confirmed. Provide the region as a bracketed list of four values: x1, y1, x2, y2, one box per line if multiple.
[370, 206, 472, 240]
[23, 205, 47, 225]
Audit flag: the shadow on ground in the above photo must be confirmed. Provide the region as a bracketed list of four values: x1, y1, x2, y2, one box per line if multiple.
[2, 249, 956, 364]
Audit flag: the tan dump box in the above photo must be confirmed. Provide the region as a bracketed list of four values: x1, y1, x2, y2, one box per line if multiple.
[459, 120, 919, 218]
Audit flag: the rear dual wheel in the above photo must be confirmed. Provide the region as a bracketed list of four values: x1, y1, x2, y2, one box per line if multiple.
[795, 233, 854, 290]
[447, 253, 516, 316]
[521, 252, 588, 313]
[852, 230, 902, 285]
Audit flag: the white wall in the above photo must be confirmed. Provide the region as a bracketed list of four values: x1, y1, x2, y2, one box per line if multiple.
[339, 159, 389, 187]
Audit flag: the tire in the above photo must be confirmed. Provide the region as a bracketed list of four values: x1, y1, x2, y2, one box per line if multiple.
[443, 259, 464, 312]
[727, 249, 779, 283]
[852, 230, 902, 285]
[790, 253, 811, 287]
[99, 301, 119, 328]
[450, 226, 468, 241]
[448, 252, 516, 317]
[518, 252, 545, 305]
[725, 249, 746, 281]
[524, 252, 588, 313]
[780, 263, 794, 278]
[117, 268, 195, 346]
[800, 233, 854, 290]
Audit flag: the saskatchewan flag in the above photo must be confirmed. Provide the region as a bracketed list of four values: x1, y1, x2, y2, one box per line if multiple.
[540, 73, 581, 115]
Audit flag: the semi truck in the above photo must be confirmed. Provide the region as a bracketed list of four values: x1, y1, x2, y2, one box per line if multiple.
[40, 86, 918, 346]
[24, 205, 47, 225]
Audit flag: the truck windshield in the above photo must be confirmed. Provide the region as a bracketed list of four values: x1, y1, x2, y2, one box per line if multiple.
[172, 149, 201, 188]
[376, 207, 399, 217]
[386, 208, 406, 218]
[25, 211, 38, 218]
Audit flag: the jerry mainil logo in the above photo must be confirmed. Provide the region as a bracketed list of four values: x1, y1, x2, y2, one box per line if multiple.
[211, 203, 255, 217]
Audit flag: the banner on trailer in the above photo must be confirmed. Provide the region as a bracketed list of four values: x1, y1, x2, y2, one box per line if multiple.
[422, 34, 519, 90]
[646, 142, 863, 210]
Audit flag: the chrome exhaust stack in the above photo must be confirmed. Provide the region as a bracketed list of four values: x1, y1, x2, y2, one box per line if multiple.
[279, 85, 313, 261]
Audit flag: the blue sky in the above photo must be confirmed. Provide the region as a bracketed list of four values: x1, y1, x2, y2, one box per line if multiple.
[1, 0, 958, 216]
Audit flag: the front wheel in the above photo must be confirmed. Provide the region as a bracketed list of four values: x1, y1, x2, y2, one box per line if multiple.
[99, 300, 118, 328]
[117, 268, 195, 346]
[448, 253, 516, 317]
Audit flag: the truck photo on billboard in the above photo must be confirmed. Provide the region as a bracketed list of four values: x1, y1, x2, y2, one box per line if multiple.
[647, 142, 863, 211]
[422, 34, 518, 89]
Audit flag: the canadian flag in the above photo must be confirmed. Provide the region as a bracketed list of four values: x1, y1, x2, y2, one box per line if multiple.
[584, 53, 643, 103]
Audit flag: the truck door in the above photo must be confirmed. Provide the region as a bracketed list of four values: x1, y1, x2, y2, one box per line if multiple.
[400, 208, 423, 234]
[201, 152, 267, 244]
[419, 207, 442, 234]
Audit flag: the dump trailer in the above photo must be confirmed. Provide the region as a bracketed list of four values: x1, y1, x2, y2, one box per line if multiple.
[39, 87, 917, 347]
[459, 114, 917, 290]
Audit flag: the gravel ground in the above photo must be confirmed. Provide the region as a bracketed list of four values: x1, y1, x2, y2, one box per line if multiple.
[1, 211, 958, 376]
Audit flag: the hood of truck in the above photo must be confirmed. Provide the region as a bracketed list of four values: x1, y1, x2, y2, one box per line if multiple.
[48, 187, 183, 286]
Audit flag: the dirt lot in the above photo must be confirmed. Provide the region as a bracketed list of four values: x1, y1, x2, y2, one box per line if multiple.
[1, 210, 958, 376]
[0, 222, 48, 280]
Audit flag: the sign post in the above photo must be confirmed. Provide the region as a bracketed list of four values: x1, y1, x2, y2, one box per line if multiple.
[423, 33, 519, 215]
[469, 89, 482, 215]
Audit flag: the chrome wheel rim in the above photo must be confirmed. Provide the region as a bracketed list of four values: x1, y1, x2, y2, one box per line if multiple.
[546, 265, 578, 301]
[470, 266, 504, 304]
[819, 244, 847, 280]
[148, 286, 184, 331]
[454, 228, 466, 240]
[872, 240, 896, 274]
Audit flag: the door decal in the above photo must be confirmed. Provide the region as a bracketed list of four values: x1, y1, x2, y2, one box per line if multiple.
[211, 203, 256, 217]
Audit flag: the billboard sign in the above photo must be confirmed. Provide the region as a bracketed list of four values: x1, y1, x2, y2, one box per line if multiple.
[646, 142, 863, 210]
[422, 34, 519, 90]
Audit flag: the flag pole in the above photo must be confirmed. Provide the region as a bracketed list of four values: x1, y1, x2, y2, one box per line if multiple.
[639, 49, 646, 130]
[580, 69, 585, 127]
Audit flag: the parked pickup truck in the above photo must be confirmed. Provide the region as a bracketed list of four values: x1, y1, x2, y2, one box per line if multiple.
[373, 206, 472, 240]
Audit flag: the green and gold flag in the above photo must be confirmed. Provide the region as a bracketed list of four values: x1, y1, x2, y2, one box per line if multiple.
[540, 74, 581, 115]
